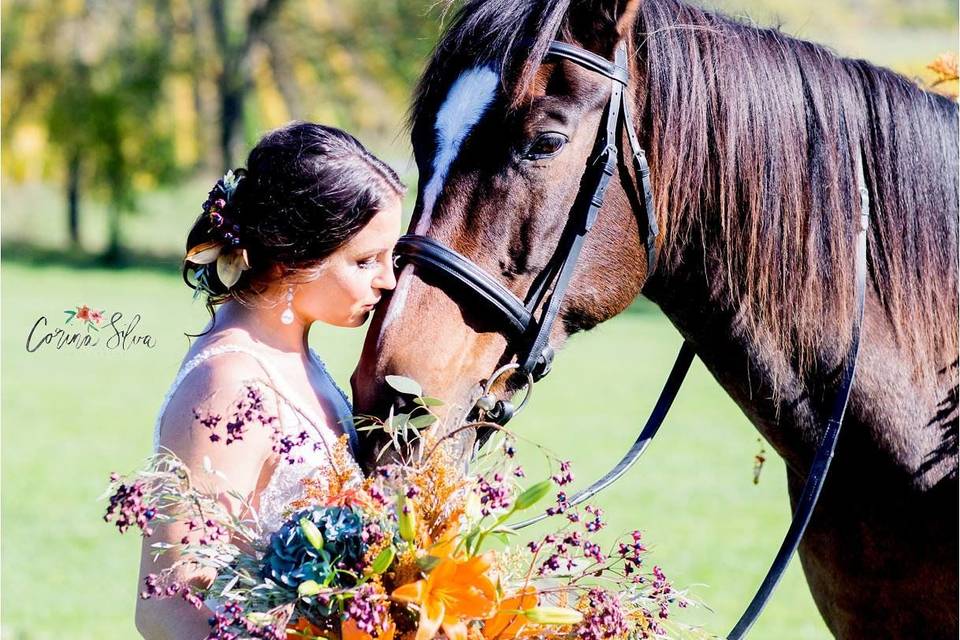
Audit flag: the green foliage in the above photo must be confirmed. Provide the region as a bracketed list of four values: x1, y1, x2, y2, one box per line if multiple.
[3, 1, 181, 261]
[385, 374, 423, 397]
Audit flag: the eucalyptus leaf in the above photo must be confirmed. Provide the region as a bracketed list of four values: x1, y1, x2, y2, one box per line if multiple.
[298, 580, 322, 596]
[492, 531, 511, 545]
[413, 396, 445, 407]
[408, 413, 437, 429]
[515, 480, 553, 511]
[385, 375, 423, 397]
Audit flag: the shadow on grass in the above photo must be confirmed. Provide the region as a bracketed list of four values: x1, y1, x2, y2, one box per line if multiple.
[1, 240, 182, 276]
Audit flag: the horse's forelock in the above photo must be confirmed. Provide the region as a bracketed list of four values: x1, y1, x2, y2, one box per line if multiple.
[408, 0, 572, 137]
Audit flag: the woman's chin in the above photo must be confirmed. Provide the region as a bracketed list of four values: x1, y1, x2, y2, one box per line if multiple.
[349, 310, 371, 327]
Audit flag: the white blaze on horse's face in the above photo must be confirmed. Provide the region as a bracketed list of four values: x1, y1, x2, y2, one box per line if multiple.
[379, 65, 499, 347]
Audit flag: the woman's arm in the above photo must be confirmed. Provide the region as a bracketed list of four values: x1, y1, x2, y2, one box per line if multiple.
[136, 353, 278, 640]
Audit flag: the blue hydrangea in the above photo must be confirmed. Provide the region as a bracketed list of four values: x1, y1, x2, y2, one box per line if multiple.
[261, 506, 366, 594]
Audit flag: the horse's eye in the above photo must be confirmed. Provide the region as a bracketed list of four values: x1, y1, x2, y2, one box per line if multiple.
[524, 133, 568, 160]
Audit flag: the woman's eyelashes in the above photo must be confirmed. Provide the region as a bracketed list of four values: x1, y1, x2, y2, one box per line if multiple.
[358, 251, 392, 270]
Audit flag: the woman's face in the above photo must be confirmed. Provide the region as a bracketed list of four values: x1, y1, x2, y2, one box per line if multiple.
[296, 195, 403, 328]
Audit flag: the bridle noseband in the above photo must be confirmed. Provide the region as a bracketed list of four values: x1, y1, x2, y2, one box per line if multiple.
[392, 38, 870, 639]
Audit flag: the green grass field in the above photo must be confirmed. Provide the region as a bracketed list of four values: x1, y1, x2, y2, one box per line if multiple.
[0, 255, 831, 639]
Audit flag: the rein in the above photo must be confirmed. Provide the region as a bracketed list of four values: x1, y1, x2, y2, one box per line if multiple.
[394, 39, 870, 638]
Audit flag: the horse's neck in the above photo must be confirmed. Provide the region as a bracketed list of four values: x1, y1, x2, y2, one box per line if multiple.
[644, 247, 957, 491]
[643, 254, 852, 475]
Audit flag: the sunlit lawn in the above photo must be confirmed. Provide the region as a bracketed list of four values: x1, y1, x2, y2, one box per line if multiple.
[1, 255, 829, 639]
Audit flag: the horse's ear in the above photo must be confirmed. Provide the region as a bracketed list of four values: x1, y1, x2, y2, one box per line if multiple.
[567, 0, 642, 55]
[613, 0, 643, 37]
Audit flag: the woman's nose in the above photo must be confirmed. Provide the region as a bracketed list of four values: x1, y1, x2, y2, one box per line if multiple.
[378, 259, 398, 291]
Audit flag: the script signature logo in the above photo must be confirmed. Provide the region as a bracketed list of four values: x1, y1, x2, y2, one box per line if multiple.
[26, 304, 158, 353]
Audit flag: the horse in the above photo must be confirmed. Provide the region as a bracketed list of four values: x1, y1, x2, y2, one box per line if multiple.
[350, 0, 959, 637]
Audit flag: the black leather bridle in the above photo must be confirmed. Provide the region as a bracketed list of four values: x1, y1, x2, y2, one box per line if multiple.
[396, 42, 658, 395]
[393, 39, 869, 639]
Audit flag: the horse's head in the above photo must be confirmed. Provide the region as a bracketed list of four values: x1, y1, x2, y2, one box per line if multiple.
[352, 0, 653, 470]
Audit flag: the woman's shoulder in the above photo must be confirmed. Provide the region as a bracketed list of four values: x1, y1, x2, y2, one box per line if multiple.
[156, 342, 281, 456]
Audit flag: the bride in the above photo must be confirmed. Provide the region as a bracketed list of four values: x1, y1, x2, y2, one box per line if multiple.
[136, 122, 403, 639]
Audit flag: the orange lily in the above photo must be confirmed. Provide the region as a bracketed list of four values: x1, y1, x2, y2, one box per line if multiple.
[482, 587, 538, 640]
[426, 531, 461, 561]
[392, 554, 498, 640]
[287, 617, 324, 639]
[342, 616, 397, 640]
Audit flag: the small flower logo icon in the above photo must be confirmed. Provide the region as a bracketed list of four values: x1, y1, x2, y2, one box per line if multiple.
[65, 304, 106, 332]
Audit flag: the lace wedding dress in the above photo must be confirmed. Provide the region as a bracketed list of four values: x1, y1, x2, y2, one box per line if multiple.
[153, 343, 363, 537]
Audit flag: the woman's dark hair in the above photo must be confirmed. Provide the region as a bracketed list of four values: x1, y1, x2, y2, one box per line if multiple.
[182, 122, 405, 328]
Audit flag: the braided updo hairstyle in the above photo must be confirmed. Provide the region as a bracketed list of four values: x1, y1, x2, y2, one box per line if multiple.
[183, 122, 405, 329]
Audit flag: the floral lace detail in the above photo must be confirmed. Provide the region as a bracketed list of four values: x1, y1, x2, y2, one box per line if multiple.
[255, 404, 344, 535]
[153, 344, 362, 538]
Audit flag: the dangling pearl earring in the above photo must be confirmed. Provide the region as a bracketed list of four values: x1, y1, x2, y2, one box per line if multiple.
[280, 287, 295, 325]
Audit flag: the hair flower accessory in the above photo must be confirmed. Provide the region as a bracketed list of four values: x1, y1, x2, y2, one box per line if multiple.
[186, 169, 251, 289]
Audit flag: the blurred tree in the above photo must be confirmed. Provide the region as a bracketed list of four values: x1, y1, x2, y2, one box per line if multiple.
[208, 0, 288, 168]
[2, 0, 180, 262]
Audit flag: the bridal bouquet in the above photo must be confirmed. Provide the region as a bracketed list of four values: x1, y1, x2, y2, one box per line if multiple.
[104, 377, 705, 640]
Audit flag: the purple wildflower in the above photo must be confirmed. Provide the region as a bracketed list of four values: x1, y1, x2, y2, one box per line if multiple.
[584, 505, 605, 533]
[361, 522, 385, 547]
[576, 588, 628, 640]
[206, 600, 284, 640]
[475, 474, 512, 515]
[583, 541, 606, 564]
[345, 585, 389, 637]
[104, 479, 156, 536]
[546, 491, 569, 516]
[552, 460, 575, 486]
[193, 385, 278, 448]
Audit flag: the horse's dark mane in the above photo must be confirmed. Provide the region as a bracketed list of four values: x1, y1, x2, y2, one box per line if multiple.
[636, 0, 958, 378]
[414, 0, 959, 378]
